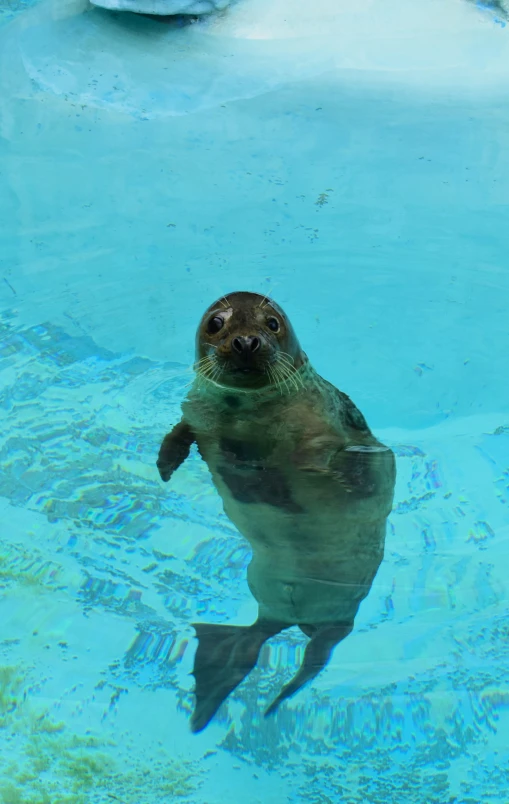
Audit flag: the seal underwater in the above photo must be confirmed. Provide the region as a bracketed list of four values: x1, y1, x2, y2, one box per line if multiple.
[157, 291, 396, 733]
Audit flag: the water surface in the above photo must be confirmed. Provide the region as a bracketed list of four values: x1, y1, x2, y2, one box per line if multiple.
[1, 0, 509, 801]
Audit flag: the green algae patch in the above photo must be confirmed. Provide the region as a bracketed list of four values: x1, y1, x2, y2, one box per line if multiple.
[0, 666, 24, 726]
[0, 665, 198, 803]
[1, 737, 197, 804]
[0, 544, 65, 591]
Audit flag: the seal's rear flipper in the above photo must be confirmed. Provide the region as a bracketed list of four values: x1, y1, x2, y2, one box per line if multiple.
[190, 621, 284, 733]
[264, 621, 354, 717]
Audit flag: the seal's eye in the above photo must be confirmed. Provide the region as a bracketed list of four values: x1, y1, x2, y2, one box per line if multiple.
[207, 316, 224, 335]
[267, 317, 280, 333]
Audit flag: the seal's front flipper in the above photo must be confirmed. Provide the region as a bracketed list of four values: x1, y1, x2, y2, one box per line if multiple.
[157, 420, 195, 482]
[190, 621, 284, 733]
[264, 621, 353, 717]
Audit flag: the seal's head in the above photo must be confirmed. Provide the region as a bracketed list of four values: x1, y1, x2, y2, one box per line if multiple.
[195, 291, 306, 390]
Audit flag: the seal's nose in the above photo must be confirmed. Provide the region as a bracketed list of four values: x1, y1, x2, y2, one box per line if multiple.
[231, 336, 260, 356]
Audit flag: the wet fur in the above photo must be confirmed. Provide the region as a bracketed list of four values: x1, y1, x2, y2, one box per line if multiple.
[157, 292, 396, 732]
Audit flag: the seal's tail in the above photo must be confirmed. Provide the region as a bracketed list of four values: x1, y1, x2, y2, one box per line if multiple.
[190, 620, 284, 733]
[265, 621, 354, 718]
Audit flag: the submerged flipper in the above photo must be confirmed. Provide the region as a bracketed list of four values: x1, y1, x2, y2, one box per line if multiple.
[190, 620, 285, 733]
[264, 621, 354, 717]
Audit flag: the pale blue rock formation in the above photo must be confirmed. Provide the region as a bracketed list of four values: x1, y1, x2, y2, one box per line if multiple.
[89, 0, 234, 15]
[88, 0, 509, 18]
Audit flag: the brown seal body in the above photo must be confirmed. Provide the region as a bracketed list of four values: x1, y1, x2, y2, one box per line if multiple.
[157, 291, 396, 732]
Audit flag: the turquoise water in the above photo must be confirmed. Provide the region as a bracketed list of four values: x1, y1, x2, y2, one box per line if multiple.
[1, 0, 509, 801]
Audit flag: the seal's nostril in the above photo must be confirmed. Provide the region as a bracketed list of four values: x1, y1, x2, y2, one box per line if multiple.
[232, 336, 260, 355]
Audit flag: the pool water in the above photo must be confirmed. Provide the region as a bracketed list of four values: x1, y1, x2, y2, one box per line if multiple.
[1, 0, 509, 801]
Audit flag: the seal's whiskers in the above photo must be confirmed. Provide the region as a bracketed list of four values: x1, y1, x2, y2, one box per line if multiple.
[257, 288, 275, 310]
[271, 362, 293, 394]
[194, 353, 226, 387]
[276, 355, 297, 375]
[278, 350, 295, 364]
[274, 353, 304, 391]
[267, 364, 283, 396]
[196, 357, 218, 381]
[210, 364, 224, 384]
[196, 355, 214, 367]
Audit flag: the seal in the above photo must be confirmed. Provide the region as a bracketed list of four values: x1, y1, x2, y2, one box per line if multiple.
[157, 291, 396, 732]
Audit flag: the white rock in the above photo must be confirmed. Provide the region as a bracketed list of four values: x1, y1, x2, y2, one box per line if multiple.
[89, 0, 233, 15]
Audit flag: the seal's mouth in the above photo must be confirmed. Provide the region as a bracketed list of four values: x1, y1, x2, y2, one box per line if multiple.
[218, 359, 269, 387]
[196, 348, 303, 391]
[233, 366, 262, 374]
